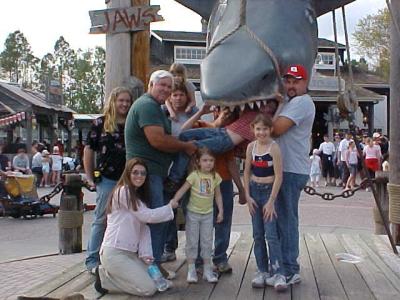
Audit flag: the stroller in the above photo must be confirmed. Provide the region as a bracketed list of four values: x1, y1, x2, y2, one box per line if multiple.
[0, 173, 59, 219]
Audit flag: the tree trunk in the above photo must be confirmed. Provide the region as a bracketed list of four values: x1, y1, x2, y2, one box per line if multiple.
[389, 0, 400, 245]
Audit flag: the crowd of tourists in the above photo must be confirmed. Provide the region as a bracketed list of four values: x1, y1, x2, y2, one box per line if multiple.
[82, 62, 315, 297]
[312, 132, 389, 190]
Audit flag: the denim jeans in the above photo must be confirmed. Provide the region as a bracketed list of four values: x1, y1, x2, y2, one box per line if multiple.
[148, 174, 168, 264]
[85, 177, 117, 270]
[276, 172, 308, 276]
[250, 181, 283, 275]
[164, 212, 178, 253]
[213, 180, 234, 265]
[169, 128, 235, 182]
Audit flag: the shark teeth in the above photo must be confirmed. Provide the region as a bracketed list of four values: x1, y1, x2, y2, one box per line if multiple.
[255, 101, 261, 108]
[248, 102, 254, 109]
[240, 104, 246, 111]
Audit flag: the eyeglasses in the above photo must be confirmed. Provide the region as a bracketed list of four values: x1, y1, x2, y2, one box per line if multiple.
[131, 170, 147, 177]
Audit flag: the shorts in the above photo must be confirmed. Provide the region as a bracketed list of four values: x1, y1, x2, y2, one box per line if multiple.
[348, 164, 357, 176]
[42, 165, 50, 173]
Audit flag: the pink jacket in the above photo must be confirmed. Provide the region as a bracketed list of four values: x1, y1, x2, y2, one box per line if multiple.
[101, 186, 174, 259]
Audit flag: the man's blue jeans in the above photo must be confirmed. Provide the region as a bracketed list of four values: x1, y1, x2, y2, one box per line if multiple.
[169, 128, 235, 182]
[85, 177, 117, 270]
[250, 181, 283, 275]
[148, 174, 168, 264]
[213, 180, 234, 265]
[276, 172, 308, 276]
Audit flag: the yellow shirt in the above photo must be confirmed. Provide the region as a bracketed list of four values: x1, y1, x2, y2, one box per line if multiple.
[186, 171, 222, 214]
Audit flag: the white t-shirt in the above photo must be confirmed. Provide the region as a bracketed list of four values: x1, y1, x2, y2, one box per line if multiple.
[51, 154, 63, 171]
[363, 145, 382, 159]
[338, 139, 350, 161]
[347, 149, 358, 164]
[318, 141, 335, 155]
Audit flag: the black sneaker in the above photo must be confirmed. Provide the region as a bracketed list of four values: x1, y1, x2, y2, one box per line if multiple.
[160, 251, 177, 263]
[94, 267, 109, 295]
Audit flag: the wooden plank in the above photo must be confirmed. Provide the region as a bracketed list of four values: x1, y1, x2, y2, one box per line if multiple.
[47, 271, 94, 298]
[236, 257, 264, 300]
[352, 235, 400, 291]
[320, 234, 374, 300]
[24, 262, 85, 297]
[339, 234, 400, 299]
[305, 233, 348, 299]
[361, 234, 400, 279]
[291, 235, 319, 300]
[209, 234, 253, 299]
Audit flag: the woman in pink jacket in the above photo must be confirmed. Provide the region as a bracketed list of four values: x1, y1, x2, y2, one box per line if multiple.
[95, 158, 178, 297]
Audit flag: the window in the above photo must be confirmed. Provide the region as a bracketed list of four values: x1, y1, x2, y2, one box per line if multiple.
[174, 46, 206, 65]
[314, 52, 336, 70]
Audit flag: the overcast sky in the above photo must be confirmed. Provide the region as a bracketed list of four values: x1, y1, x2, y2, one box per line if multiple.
[0, 0, 386, 58]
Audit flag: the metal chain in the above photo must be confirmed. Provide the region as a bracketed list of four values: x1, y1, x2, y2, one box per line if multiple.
[39, 180, 96, 203]
[303, 179, 370, 201]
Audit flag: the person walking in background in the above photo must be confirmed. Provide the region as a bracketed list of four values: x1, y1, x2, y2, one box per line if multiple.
[84, 87, 133, 274]
[170, 147, 223, 284]
[41, 150, 51, 187]
[94, 158, 177, 297]
[337, 133, 352, 187]
[31, 142, 44, 187]
[309, 149, 321, 188]
[363, 137, 382, 179]
[318, 134, 335, 186]
[0, 144, 11, 171]
[345, 141, 358, 190]
[50, 146, 63, 186]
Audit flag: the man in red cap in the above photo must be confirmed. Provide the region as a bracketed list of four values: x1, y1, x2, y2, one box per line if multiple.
[270, 64, 315, 286]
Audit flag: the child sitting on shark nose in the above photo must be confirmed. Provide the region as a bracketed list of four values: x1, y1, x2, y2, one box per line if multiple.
[165, 99, 278, 191]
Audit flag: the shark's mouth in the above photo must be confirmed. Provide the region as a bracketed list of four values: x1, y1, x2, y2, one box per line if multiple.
[204, 96, 279, 115]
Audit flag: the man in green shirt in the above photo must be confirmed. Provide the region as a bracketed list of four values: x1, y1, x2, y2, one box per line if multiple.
[125, 70, 196, 266]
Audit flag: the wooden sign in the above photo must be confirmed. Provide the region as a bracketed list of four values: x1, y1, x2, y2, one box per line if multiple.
[89, 5, 163, 34]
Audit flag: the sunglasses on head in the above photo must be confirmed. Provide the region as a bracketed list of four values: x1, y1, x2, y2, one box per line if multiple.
[131, 170, 147, 177]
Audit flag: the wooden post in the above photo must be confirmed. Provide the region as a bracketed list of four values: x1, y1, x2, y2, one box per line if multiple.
[58, 174, 84, 254]
[25, 112, 32, 154]
[389, 0, 400, 245]
[373, 171, 389, 234]
[105, 0, 132, 99]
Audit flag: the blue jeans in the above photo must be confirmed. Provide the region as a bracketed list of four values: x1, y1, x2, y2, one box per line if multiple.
[276, 172, 308, 276]
[213, 180, 234, 265]
[148, 175, 168, 264]
[85, 177, 117, 270]
[250, 181, 283, 275]
[169, 128, 235, 182]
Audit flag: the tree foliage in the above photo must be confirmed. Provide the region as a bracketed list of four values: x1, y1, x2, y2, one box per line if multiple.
[353, 8, 390, 79]
[0, 32, 106, 113]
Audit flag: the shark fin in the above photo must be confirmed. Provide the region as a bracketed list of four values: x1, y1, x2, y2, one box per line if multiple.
[315, 0, 357, 17]
[174, 0, 217, 20]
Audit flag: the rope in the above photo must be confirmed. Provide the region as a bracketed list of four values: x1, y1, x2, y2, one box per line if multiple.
[332, 10, 342, 92]
[388, 183, 400, 224]
[58, 210, 84, 229]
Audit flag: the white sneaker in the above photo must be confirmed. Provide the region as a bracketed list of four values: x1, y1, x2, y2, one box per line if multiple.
[286, 273, 301, 285]
[266, 274, 287, 292]
[251, 272, 267, 288]
[203, 265, 218, 283]
[187, 266, 198, 283]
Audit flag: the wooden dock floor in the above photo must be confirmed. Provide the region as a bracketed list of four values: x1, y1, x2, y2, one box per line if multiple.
[22, 233, 400, 300]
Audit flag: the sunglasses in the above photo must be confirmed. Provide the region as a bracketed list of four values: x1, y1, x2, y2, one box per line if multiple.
[131, 170, 147, 177]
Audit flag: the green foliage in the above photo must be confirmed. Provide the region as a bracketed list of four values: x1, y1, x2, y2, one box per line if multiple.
[0, 32, 106, 114]
[353, 8, 390, 79]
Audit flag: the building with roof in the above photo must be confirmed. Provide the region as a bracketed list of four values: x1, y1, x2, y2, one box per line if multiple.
[150, 29, 387, 146]
[0, 81, 75, 153]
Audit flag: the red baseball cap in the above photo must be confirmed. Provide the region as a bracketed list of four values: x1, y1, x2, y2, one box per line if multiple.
[283, 64, 308, 80]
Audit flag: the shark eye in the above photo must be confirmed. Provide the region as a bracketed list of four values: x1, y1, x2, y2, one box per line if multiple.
[208, 0, 228, 48]
[305, 7, 316, 25]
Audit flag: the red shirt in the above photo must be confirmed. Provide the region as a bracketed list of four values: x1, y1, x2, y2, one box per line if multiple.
[226, 110, 258, 142]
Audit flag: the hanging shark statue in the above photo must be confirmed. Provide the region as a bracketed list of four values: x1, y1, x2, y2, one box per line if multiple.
[175, 0, 356, 107]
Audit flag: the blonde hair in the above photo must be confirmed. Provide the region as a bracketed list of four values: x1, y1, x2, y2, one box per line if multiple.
[103, 87, 132, 133]
[169, 63, 188, 81]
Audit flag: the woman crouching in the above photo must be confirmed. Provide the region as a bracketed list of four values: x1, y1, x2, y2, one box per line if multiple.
[95, 158, 178, 296]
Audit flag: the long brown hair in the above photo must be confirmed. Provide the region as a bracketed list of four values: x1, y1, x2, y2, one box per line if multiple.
[106, 158, 150, 213]
[103, 87, 133, 133]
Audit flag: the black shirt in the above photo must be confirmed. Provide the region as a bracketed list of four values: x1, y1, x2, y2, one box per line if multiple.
[87, 116, 126, 181]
